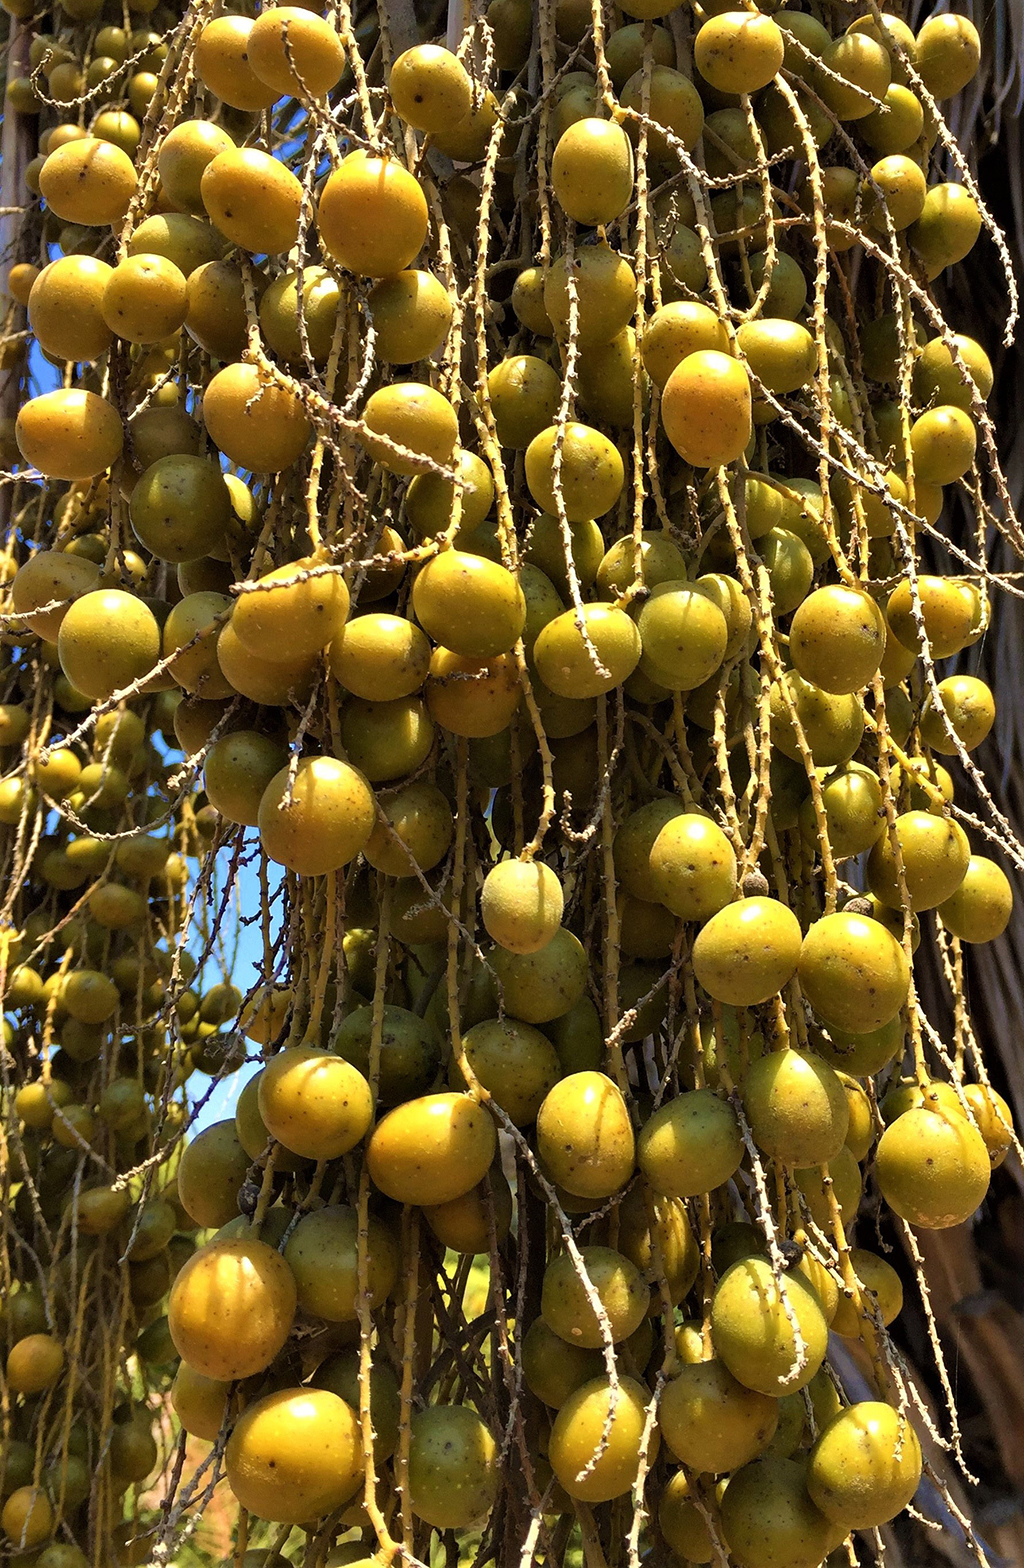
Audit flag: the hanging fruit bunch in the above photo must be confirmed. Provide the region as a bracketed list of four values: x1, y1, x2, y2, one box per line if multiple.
[0, 0, 1020, 1565]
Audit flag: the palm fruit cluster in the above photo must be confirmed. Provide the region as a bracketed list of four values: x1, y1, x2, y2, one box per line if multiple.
[0, 0, 1020, 1566]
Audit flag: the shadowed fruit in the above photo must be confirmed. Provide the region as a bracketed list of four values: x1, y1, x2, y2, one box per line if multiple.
[283, 1205, 397, 1321]
[712, 1258, 828, 1395]
[744, 1049, 849, 1167]
[409, 1406, 498, 1529]
[638, 1089, 743, 1197]
[660, 1358, 779, 1474]
[541, 1245, 648, 1348]
[489, 926, 588, 1022]
[721, 1456, 834, 1568]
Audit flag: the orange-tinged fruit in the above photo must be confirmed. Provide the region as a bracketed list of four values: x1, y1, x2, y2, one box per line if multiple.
[168, 1237, 297, 1381]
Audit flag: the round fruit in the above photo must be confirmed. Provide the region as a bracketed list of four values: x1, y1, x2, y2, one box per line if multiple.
[542, 245, 636, 349]
[807, 1401, 922, 1529]
[534, 604, 641, 699]
[57, 590, 159, 701]
[525, 422, 625, 521]
[459, 1017, 561, 1126]
[233, 557, 348, 663]
[638, 582, 728, 691]
[711, 1258, 828, 1395]
[176, 1120, 251, 1229]
[662, 351, 752, 468]
[408, 1406, 498, 1529]
[938, 855, 1013, 943]
[6, 1333, 64, 1395]
[247, 6, 345, 97]
[642, 302, 729, 391]
[367, 269, 452, 363]
[549, 1376, 657, 1502]
[17, 389, 122, 480]
[205, 731, 287, 826]
[168, 1238, 296, 1380]
[488, 355, 561, 450]
[660, 1358, 779, 1474]
[770, 674, 865, 768]
[551, 118, 634, 227]
[916, 13, 980, 98]
[480, 859, 564, 954]
[920, 674, 995, 755]
[875, 1107, 990, 1228]
[318, 151, 428, 276]
[39, 136, 136, 223]
[910, 405, 977, 485]
[171, 1364, 230, 1442]
[361, 382, 458, 475]
[522, 1318, 603, 1408]
[489, 927, 588, 1023]
[789, 585, 885, 695]
[225, 1388, 362, 1524]
[638, 1089, 743, 1197]
[28, 256, 113, 360]
[422, 1169, 514, 1253]
[257, 1045, 373, 1160]
[692, 897, 802, 1007]
[798, 912, 910, 1034]
[203, 362, 311, 473]
[721, 1456, 834, 1568]
[831, 1250, 904, 1338]
[744, 1049, 849, 1167]
[867, 811, 970, 911]
[363, 780, 453, 877]
[541, 1245, 647, 1348]
[194, 15, 277, 110]
[2, 1487, 54, 1549]
[536, 1072, 635, 1199]
[283, 1205, 397, 1321]
[366, 1092, 496, 1205]
[886, 574, 974, 658]
[258, 756, 376, 876]
[738, 319, 816, 395]
[330, 612, 431, 700]
[390, 44, 473, 133]
[695, 11, 784, 94]
[130, 455, 230, 564]
[413, 550, 525, 659]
